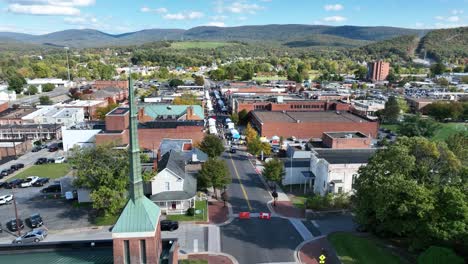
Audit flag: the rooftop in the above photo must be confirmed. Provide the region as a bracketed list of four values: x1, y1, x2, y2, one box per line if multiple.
[0, 108, 36, 119]
[324, 131, 368, 139]
[57, 100, 105, 107]
[107, 107, 129, 116]
[313, 149, 376, 164]
[142, 104, 204, 120]
[252, 111, 369, 123]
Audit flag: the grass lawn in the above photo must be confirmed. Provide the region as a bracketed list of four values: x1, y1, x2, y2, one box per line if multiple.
[171, 41, 235, 49]
[180, 260, 208, 264]
[291, 195, 308, 209]
[166, 200, 207, 222]
[12, 164, 71, 180]
[93, 214, 119, 226]
[329, 232, 406, 264]
[381, 122, 466, 141]
[253, 75, 287, 82]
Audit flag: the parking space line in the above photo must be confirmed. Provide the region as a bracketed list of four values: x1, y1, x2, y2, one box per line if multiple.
[193, 239, 198, 253]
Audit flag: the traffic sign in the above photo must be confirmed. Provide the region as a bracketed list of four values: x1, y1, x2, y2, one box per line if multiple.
[239, 212, 250, 219]
[259, 212, 271, 220]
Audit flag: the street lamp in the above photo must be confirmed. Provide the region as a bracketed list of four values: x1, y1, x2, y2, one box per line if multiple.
[64, 47, 71, 82]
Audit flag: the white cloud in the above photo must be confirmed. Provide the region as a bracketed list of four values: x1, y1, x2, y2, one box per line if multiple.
[451, 9, 464, 15]
[6, 0, 95, 16]
[259, 0, 271, 2]
[64, 14, 97, 24]
[323, 16, 347, 22]
[8, 4, 80, 15]
[163, 11, 204, 20]
[206, 21, 225, 27]
[414, 22, 425, 28]
[435, 16, 445, 20]
[433, 22, 466, 28]
[211, 15, 228, 21]
[446, 16, 460, 22]
[226, 2, 264, 14]
[324, 4, 344, 11]
[140, 7, 167, 14]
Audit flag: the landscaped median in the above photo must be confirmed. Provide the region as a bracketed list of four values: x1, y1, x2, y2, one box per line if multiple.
[10, 163, 71, 180]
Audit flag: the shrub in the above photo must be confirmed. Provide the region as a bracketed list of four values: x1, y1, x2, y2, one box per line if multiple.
[187, 207, 195, 216]
[417, 246, 464, 264]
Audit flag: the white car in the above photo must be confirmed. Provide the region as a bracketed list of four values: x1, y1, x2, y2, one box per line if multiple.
[54, 157, 66, 163]
[20, 176, 40, 188]
[0, 194, 14, 205]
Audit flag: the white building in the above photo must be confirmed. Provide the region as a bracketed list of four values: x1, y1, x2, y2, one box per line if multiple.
[310, 149, 376, 196]
[26, 78, 73, 93]
[21, 106, 84, 128]
[61, 124, 102, 152]
[350, 100, 385, 120]
[0, 84, 16, 101]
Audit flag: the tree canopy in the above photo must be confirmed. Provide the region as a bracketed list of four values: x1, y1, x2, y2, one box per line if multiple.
[382, 96, 400, 123]
[197, 158, 231, 197]
[173, 93, 201, 105]
[39, 96, 53, 105]
[398, 115, 440, 138]
[262, 158, 284, 184]
[199, 134, 225, 158]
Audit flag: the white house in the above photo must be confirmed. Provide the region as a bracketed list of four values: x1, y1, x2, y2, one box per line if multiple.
[150, 150, 197, 215]
[310, 149, 376, 196]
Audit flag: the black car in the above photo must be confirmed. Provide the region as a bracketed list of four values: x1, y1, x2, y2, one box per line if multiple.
[10, 164, 24, 171]
[4, 179, 24, 189]
[0, 170, 9, 177]
[47, 158, 55, 163]
[25, 214, 43, 228]
[0, 182, 6, 188]
[160, 220, 179, 231]
[6, 218, 24, 232]
[48, 143, 59, 152]
[230, 147, 237, 154]
[35, 158, 48, 165]
[41, 184, 61, 193]
[32, 178, 50, 187]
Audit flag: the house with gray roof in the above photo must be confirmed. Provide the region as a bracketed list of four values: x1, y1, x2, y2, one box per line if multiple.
[149, 150, 197, 214]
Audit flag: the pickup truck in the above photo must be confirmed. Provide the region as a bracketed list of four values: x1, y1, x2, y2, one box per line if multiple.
[21, 176, 40, 188]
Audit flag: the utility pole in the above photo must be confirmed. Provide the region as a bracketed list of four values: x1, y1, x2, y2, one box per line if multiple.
[65, 47, 71, 82]
[12, 189, 21, 237]
[10, 125, 17, 159]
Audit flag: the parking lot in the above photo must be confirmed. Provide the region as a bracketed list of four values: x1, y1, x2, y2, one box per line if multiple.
[0, 178, 94, 243]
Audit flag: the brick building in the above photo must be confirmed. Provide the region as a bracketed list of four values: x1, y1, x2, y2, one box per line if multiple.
[0, 107, 36, 125]
[95, 105, 204, 151]
[0, 139, 32, 160]
[322, 132, 372, 149]
[93, 80, 129, 90]
[0, 101, 8, 113]
[250, 111, 378, 140]
[367, 60, 390, 82]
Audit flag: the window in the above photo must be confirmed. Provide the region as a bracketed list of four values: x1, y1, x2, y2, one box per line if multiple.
[338, 187, 343, 193]
[124, 240, 130, 264]
[140, 240, 147, 264]
[165, 182, 170, 191]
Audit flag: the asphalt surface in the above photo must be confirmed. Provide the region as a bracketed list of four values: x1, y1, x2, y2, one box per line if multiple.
[13, 86, 69, 105]
[220, 150, 302, 264]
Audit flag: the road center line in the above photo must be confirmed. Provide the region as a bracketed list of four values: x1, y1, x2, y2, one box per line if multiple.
[229, 153, 253, 211]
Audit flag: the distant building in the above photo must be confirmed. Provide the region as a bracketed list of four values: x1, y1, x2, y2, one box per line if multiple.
[0, 101, 8, 113]
[349, 100, 385, 120]
[0, 139, 32, 160]
[93, 80, 128, 90]
[26, 78, 73, 93]
[0, 107, 36, 125]
[367, 61, 390, 82]
[55, 100, 108, 120]
[21, 106, 85, 128]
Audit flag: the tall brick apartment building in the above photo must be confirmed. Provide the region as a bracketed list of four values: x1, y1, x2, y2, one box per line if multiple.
[95, 104, 205, 151]
[367, 60, 390, 82]
[250, 111, 378, 139]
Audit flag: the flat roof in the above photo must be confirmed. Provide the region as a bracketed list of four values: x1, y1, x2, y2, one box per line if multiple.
[314, 149, 376, 164]
[0, 108, 36, 119]
[107, 107, 129, 116]
[59, 100, 105, 107]
[324, 131, 368, 138]
[252, 111, 370, 124]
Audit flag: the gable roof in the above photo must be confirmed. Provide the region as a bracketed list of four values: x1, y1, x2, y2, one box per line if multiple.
[112, 196, 161, 233]
[158, 150, 186, 178]
[142, 104, 204, 120]
[159, 139, 191, 156]
[184, 148, 209, 163]
[150, 171, 197, 202]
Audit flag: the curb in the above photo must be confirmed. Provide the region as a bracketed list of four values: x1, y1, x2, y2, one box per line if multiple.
[217, 201, 235, 227]
[294, 235, 327, 264]
[185, 251, 240, 264]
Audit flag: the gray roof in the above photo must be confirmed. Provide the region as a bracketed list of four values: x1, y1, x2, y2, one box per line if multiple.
[283, 158, 310, 168]
[313, 149, 376, 164]
[184, 148, 209, 162]
[150, 172, 197, 201]
[159, 139, 191, 156]
[158, 150, 186, 178]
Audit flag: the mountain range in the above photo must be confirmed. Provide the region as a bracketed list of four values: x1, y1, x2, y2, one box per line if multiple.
[0, 24, 428, 49]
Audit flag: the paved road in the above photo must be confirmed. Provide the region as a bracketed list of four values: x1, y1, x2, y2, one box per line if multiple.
[220, 151, 302, 264]
[12, 86, 68, 105]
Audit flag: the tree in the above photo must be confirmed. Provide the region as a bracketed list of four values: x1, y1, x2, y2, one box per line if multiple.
[398, 115, 439, 138]
[386, 70, 398, 83]
[261, 142, 272, 157]
[158, 67, 169, 79]
[8, 75, 26, 94]
[42, 83, 55, 92]
[230, 113, 239, 125]
[198, 158, 231, 199]
[173, 93, 200, 105]
[68, 144, 129, 216]
[95, 103, 119, 120]
[247, 137, 263, 155]
[446, 132, 468, 166]
[382, 96, 400, 123]
[27, 85, 38, 95]
[262, 158, 284, 185]
[436, 77, 449, 87]
[199, 134, 225, 158]
[430, 62, 446, 76]
[355, 66, 368, 80]
[245, 123, 258, 143]
[194, 75, 205, 86]
[238, 109, 249, 125]
[39, 96, 53, 105]
[169, 79, 184, 87]
[396, 97, 409, 113]
[418, 246, 464, 264]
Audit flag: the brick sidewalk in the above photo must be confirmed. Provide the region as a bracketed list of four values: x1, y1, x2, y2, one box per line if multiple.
[188, 254, 234, 264]
[208, 200, 229, 224]
[271, 201, 305, 218]
[298, 237, 340, 264]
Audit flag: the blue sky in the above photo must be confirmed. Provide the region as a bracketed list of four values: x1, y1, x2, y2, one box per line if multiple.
[0, 0, 467, 34]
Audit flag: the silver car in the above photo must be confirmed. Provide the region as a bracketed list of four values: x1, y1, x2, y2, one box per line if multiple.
[12, 229, 48, 244]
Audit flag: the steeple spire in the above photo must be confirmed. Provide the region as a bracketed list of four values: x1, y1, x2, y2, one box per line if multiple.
[128, 72, 144, 201]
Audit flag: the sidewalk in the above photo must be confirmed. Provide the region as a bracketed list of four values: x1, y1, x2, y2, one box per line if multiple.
[298, 237, 341, 264]
[186, 253, 235, 264]
[208, 200, 229, 224]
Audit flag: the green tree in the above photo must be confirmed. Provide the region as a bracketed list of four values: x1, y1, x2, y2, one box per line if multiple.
[230, 113, 239, 125]
[158, 67, 169, 79]
[398, 115, 440, 138]
[262, 158, 284, 184]
[418, 246, 464, 264]
[27, 85, 38, 95]
[173, 93, 200, 105]
[446, 132, 468, 166]
[382, 96, 400, 123]
[208, 69, 226, 81]
[169, 78, 184, 87]
[261, 142, 272, 156]
[68, 144, 129, 216]
[355, 66, 368, 80]
[386, 70, 398, 83]
[7, 75, 26, 94]
[396, 97, 409, 113]
[245, 123, 258, 143]
[95, 103, 119, 120]
[194, 75, 205, 86]
[430, 62, 446, 76]
[436, 77, 449, 87]
[199, 134, 225, 158]
[39, 96, 53, 105]
[41, 83, 55, 92]
[247, 137, 263, 155]
[238, 109, 249, 125]
[197, 158, 231, 198]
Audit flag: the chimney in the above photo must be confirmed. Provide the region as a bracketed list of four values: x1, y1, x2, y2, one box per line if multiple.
[138, 108, 144, 121]
[186, 106, 194, 120]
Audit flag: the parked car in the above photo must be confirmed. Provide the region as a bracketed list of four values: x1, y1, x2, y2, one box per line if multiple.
[26, 214, 43, 228]
[6, 218, 24, 232]
[0, 194, 13, 205]
[31, 146, 41, 152]
[54, 157, 66, 163]
[4, 179, 24, 189]
[10, 164, 25, 171]
[41, 184, 61, 193]
[0, 182, 6, 189]
[160, 220, 179, 231]
[12, 229, 48, 244]
[47, 158, 55, 163]
[230, 147, 237, 154]
[48, 143, 59, 152]
[35, 158, 48, 165]
[1, 169, 12, 177]
[21, 176, 40, 188]
[32, 178, 50, 187]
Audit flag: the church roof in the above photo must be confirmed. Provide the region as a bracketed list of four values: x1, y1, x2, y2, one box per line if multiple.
[112, 196, 161, 233]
